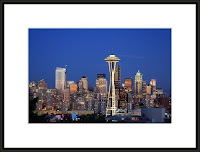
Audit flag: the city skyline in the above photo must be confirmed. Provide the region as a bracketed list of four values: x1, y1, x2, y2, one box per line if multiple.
[29, 29, 171, 95]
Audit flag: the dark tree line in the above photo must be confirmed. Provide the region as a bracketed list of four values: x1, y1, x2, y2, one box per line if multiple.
[29, 98, 47, 123]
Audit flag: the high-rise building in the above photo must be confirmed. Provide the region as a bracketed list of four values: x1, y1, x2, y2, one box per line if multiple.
[38, 79, 47, 109]
[63, 88, 70, 111]
[134, 70, 143, 99]
[105, 53, 120, 116]
[55, 67, 66, 91]
[114, 65, 121, 104]
[66, 81, 75, 87]
[119, 87, 128, 109]
[146, 85, 152, 95]
[38, 79, 47, 91]
[156, 88, 163, 96]
[96, 74, 107, 99]
[124, 78, 133, 93]
[142, 81, 147, 98]
[77, 80, 83, 94]
[150, 79, 156, 99]
[114, 65, 121, 89]
[70, 84, 77, 94]
[46, 90, 52, 111]
[81, 76, 88, 92]
[29, 81, 37, 99]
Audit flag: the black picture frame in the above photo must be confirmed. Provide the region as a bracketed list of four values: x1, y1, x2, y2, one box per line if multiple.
[0, 0, 199, 151]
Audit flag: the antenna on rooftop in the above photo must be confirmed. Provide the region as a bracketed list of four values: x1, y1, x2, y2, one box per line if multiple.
[112, 48, 114, 54]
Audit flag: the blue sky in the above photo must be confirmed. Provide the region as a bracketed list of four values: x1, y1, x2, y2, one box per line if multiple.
[29, 29, 171, 94]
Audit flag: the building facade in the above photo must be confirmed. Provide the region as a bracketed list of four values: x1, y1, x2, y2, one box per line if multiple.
[96, 74, 107, 99]
[81, 76, 88, 93]
[150, 79, 156, 99]
[114, 65, 121, 89]
[55, 67, 66, 91]
[124, 78, 133, 93]
[146, 85, 152, 95]
[38, 79, 47, 110]
[70, 84, 77, 94]
[134, 70, 143, 99]
[142, 81, 147, 99]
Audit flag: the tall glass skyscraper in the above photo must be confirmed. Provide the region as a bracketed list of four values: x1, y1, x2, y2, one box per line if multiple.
[55, 67, 66, 91]
[114, 65, 121, 89]
[124, 78, 133, 93]
[81, 76, 88, 92]
[96, 75, 107, 99]
[134, 70, 143, 99]
[150, 79, 156, 99]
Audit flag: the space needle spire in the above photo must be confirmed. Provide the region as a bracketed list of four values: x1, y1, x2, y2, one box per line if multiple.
[105, 53, 120, 117]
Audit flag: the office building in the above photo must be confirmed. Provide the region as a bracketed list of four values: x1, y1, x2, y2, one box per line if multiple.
[96, 74, 107, 99]
[70, 84, 77, 94]
[55, 67, 66, 91]
[142, 81, 147, 98]
[146, 85, 152, 95]
[29, 81, 37, 99]
[46, 90, 52, 111]
[118, 87, 128, 109]
[134, 70, 143, 99]
[114, 65, 121, 89]
[114, 65, 121, 94]
[150, 79, 156, 99]
[81, 76, 88, 92]
[63, 88, 70, 110]
[124, 78, 133, 93]
[67, 81, 75, 87]
[78, 80, 84, 94]
[38, 79, 47, 109]
[156, 88, 164, 96]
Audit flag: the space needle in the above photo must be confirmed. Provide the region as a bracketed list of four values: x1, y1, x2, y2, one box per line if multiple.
[105, 53, 120, 117]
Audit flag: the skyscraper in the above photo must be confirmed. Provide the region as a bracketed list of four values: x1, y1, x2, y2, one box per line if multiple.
[134, 70, 143, 99]
[70, 84, 78, 94]
[38, 79, 47, 110]
[124, 78, 133, 93]
[81, 76, 88, 93]
[96, 74, 107, 99]
[114, 65, 121, 89]
[63, 88, 70, 110]
[146, 85, 152, 95]
[114, 65, 121, 105]
[38, 79, 47, 91]
[29, 81, 37, 99]
[66, 81, 75, 87]
[142, 81, 147, 98]
[105, 53, 120, 116]
[55, 67, 66, 91]
[46, 90, 52, 111]
[77, 80, 83, 94]
[150, 79, 156, 99]
[156, 88, 163, 96]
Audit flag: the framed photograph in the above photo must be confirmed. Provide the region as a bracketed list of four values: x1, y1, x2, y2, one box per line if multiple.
[0, 0, 199, 151]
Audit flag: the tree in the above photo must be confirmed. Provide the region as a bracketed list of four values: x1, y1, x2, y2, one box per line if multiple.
[29, 98, 47, 123]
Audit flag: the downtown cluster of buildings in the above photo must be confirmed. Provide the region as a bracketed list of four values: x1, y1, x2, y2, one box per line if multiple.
[29, 63, 171, 122]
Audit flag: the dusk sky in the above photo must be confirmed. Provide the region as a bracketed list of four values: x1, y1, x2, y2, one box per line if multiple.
[29, 29, 171, 95]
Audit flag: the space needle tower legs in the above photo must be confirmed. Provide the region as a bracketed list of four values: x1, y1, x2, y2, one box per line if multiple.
[105, 53, 120, 117]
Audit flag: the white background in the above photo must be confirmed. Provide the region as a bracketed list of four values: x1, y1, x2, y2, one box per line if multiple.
[4, 4, 196, 148]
